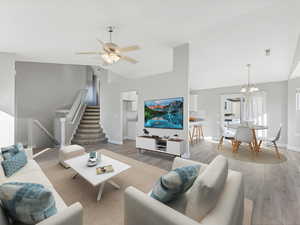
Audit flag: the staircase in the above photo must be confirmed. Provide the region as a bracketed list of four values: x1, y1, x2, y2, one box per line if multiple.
[71, 105, 107, 145]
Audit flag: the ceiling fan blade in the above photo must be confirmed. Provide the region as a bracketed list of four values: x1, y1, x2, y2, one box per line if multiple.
[120, 55, 138, 64]
[118, 45, 140, 52]
[76, 51, 100, 55]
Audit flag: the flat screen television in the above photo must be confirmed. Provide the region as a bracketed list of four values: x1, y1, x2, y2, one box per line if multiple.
[144, 97, 183, 129]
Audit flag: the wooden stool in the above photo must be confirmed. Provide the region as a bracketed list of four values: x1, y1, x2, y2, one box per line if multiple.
[190, 125, 204, 144]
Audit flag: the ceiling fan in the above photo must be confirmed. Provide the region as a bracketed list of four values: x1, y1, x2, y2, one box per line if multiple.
[77, 26, 140, 65]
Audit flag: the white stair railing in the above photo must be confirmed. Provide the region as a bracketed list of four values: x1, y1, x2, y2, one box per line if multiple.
[33, 119, 60, 145]
[67, 89, 88, 124]
[54, 89, 88, 148]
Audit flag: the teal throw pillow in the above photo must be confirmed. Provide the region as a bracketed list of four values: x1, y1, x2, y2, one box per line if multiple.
[151, 165, 200, 203]
[1, 143, 24, 160]
[1, 145, 19, 160]
[15, 143, 24, 152]
[1, 151, 27, 177]
[0, 182, 57, 225]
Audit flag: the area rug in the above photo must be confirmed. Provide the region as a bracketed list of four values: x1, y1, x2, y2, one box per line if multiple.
[218, 144, 287, 164]
[38, 149, 253, 225]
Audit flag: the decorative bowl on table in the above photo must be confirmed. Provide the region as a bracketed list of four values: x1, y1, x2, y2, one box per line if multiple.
[87, 151, 99, 167]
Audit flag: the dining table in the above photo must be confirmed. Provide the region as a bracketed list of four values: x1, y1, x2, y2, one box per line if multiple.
[225, 123, 268, 152]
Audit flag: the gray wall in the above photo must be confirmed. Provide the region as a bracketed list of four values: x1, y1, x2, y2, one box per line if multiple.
[0, 53, 16, 116]
[98, 44, 190, 156]
[290, 35, 300, 75]
[287, 77, 300, 150]
[191, 80, 288, 145]
[15, 62, 88, 147]
[0, 53, 16, 147]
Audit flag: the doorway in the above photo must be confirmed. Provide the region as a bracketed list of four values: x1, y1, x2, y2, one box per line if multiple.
[121, 91, 138, 141]
[220, 93, 244, 128]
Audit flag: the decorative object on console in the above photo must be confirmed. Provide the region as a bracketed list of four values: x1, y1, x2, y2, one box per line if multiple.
[150, 165, 200, 203]
[143, 128, 150, 135]
[0, 182, 57, 225]
[144, 97, 183, 129]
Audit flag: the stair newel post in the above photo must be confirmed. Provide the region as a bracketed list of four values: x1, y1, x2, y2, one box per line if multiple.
[60, 117, 66, 149]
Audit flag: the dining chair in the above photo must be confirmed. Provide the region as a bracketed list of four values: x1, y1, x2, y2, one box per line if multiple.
[218, 124, 235, 150]
[233, 126, 255, 154]
[258, 125, 282, 159]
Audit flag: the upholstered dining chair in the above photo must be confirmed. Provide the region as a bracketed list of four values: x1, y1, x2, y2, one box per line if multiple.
[233, 126, 255, 154]
[258, 125, 282, 159]
[218, 124, 235, 150]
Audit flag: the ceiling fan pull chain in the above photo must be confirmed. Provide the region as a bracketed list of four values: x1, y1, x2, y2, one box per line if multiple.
[108, 26, 114, 42]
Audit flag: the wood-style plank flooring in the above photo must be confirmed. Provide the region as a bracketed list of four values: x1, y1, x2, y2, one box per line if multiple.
[37, 140, 300, 225]
[82, 139, 300, 225]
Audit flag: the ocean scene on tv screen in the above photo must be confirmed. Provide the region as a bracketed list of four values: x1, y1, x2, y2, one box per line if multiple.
[144, 97, 183, 129]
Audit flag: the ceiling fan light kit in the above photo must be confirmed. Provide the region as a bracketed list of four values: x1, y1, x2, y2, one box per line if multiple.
[101, 52, 120, 64]
[77, 26, 140, 65]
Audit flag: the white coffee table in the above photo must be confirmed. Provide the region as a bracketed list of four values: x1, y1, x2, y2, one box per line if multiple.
[65, 152, 131, 201]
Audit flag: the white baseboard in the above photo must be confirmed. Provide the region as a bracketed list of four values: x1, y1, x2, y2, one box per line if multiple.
[124, 136, 136, 141]
[276, 143, 287, 148]
[287, 145, 300, 152]
[108, 140, 123, 145]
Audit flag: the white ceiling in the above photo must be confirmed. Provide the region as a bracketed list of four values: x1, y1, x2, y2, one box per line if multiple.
[0, 0, 300, 90]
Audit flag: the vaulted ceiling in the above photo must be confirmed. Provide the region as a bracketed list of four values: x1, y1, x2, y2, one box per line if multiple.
[0, 0, 299, 89]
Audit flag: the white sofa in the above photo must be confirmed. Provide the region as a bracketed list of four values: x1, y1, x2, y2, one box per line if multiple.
[124, 157, 244, 225]
[0, 148, 83, 225]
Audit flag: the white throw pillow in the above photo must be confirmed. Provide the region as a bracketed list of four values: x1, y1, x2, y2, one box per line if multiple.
[185, 155, 228, 222]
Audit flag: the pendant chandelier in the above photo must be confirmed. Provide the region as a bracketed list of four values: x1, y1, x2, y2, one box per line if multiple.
[240, 64, 259, 93]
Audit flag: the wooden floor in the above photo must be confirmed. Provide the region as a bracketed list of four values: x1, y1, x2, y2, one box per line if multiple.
[38, 140, 300, 225]
[82, 139, 300, 225]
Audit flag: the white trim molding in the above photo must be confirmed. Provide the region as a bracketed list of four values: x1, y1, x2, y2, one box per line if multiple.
[276, 143, 287, 149]
[124, 136, 136, 141]
[287, 145, 300, 152]
[108, 140, 123, 145]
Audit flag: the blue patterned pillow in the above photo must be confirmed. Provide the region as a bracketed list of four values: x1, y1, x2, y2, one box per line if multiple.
[151, 165, 200, 203]
[1, 151, 27, 177]
[1, 145, 19, 160]
[0, 182, 57, 225]
[15, 143, 24, 152]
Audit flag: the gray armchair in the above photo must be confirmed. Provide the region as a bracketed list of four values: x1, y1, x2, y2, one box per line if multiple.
[124, 157, 244, 225]
[37, 203, 83, 225]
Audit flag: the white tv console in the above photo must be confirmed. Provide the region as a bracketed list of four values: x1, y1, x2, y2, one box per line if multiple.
[136, 136, 184, 157]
